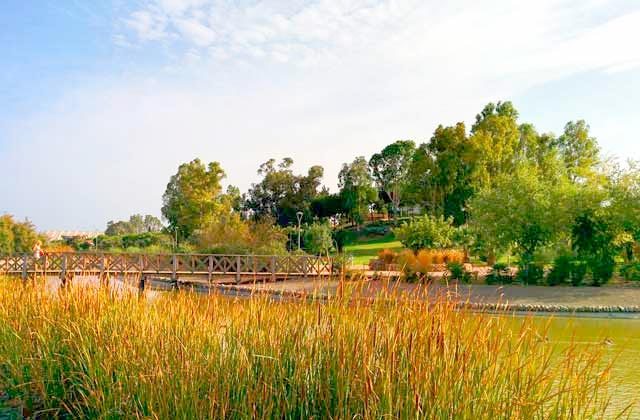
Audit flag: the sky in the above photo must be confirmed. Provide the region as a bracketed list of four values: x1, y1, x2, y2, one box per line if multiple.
[1, 0, 639, 231]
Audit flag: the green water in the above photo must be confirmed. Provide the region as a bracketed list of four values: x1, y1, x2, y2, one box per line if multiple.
[511, 314, 640, 417]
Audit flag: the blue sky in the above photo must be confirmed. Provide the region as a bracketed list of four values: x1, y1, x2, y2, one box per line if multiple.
[1, 0, 639, 231]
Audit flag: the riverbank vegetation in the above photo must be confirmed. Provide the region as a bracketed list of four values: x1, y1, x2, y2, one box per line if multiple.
[0, 279, 626, 418]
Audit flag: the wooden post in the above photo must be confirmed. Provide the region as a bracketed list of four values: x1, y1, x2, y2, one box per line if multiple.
[138, 274, 146, 296]
[303, 256, 308, 280]
[208, 256, 213, 283]
[172, 254, 178, 281]
[60, 254, 68, 288]
[235, 255, 241, 284]
[271, 256, 276, 282]
[99, 254, 107, 286]
[21, 254, 28, 282]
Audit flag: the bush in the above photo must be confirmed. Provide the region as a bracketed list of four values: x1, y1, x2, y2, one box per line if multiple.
[546, 255, 587, 286]
[396, 249, 465, 282]
[485, 263, 514, 285]
[517, 262, 544, 285]
[620, 262, 640, 281]
[447, 262, 471, 283]
[377, 249, 397, 265]
[588, 254, 615, 286]
[394, 215, 455, 251]
[304, 223, 334, 255]
[546, 255, 572, 286]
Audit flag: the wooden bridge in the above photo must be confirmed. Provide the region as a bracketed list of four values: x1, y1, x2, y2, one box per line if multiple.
[0, 252, 334, 285]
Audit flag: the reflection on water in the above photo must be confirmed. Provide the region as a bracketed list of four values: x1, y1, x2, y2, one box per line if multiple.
[507, 315, 640, 416]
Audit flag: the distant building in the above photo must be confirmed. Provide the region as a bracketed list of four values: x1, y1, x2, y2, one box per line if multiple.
[42, 231, 102, 242]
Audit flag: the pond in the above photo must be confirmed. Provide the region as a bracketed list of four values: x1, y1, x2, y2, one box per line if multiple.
[509, 314, 640, 416]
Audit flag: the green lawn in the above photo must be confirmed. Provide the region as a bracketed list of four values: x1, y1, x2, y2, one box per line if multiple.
[343, 234, 404, 265]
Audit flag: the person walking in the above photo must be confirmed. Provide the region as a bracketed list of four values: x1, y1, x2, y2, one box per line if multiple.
[32, 241, 43, 259]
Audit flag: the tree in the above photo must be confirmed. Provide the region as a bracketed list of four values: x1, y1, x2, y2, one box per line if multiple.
[0, 214, 40, 254]
[469, 101, 521, 188]
[468, 165, 574, 267]
[369, 140, 416, 212]
[420, 123, 475, 224]
[143, 215, 164, 233]
[338, 157, 377, 225]
[105, 214, 163, 236]
[556, 120, 599, 182]
[304, 223, 334, 255]
[161, 159, 228, 240]
[246, 158, 324, 226]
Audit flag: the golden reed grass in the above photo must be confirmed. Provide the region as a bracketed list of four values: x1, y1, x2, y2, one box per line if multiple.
[0, 277, 629, 419]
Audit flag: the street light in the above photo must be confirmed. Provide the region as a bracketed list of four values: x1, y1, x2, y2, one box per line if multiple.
[296, 211, 304, 250]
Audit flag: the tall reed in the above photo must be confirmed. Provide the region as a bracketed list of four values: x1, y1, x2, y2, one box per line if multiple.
[0, 278, 625, 419]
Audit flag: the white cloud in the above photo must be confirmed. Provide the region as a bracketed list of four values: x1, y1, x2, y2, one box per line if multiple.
[174, 17, 216, 46]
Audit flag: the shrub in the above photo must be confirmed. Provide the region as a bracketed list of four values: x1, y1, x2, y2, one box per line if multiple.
[415, 250, 434, 274]
[485, 263, 514, 285]
[377, 249, 397, 265]
[304, 223, 334, 255]
[588, 254, 615, 286]
[447, 262, 471, 283]
[394, 215, 455, 251]
[547, 255, 572, 286]
[546, 254, 588, 286]
[621, 262, 640, 281]
[517, 262, 545, 285]
[397, 250, 419, 282]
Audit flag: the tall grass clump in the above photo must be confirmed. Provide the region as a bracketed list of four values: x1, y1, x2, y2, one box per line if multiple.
[0, 278, 625, 419]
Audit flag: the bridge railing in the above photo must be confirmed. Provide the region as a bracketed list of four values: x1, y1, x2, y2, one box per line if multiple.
[0, 252, 334, 283]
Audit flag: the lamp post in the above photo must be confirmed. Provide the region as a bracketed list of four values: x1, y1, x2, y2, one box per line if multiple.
[296, 211, 303, 251]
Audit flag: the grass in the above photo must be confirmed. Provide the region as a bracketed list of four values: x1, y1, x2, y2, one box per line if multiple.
[343, 233, 404, 265]
[0, 277, 628, 419]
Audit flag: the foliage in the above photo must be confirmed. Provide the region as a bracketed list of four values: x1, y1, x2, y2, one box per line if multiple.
[196, 216, 288, 255]
[396, 249, 465, 281]
[311, 193, 344, 219]
[406, 123, 474, 224]
[0, 214, 41, 254]
[377, 249, 397, 265]
[446, 262, 472, 283]
[571, 211, 618, 286]
[369, 140, 416, 212]
[468, 164, 573, 267]
[161, 159, 228, 241]
[105, 214, 163, 236]
[517, 262, 545, 286]
[246, 158, 324, 226]
[469, 101, 521, 189]
[620, 262, 640, 281]
[556, 120, 599, 182]
[338, 156, 378, 225]
[394, 215, 456, 251]
[304, 223, 334, 256]
[485, 263, 514, 285]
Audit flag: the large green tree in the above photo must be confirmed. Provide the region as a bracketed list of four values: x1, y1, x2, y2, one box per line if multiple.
[469, 101, 521, 188]
[468, 164, 574, 266]
[338, 156, 377, 225]
[161, 159, 228, 241]
[556, 120, 600, 182]
[369, 140, 416, 212]
[246, 158, 324, 226]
